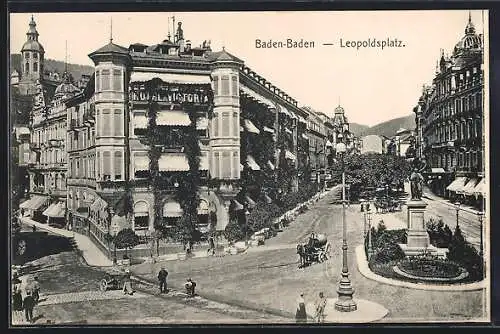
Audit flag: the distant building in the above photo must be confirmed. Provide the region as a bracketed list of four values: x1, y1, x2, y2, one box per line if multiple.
[414, 13, 484, 209]
[361, 135, 384, 154]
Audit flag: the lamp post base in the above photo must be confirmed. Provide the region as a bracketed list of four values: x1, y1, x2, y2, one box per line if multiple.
[335, 279, 357, 312]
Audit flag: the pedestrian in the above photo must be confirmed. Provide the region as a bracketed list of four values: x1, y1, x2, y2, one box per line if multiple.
[157, 267, 168, 293]
[32, 276, 41, 303]
[122, 270, 134, 295]
[184, 278, 196, 297]
[12, 278, 24, 324]
[314, 292, 327, 323]
[23, 290, 35, 323]
[295, 293, 307, 323]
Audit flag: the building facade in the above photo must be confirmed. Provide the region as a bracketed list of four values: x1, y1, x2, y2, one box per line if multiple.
[414, 13, 485, 208]
[361, 135, 384, 154]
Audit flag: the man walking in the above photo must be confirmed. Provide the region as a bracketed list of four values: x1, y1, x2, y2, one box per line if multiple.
[158, 267, 168, 293]
[23, 290, 35, 323]
[314, 292, 327, 323]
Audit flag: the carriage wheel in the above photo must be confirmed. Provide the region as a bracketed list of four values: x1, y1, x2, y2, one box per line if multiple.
[99, 279, 108, 292]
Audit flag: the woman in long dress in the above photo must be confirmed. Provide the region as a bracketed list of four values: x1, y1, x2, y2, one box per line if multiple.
[12, 278, 24, 324]
[295, 293, 307, 323]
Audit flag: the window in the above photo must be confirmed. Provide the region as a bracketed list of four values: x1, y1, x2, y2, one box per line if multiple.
[33, 53, 38, 60]
[102, 109, 111, 136]
[96, 71, 100, 91]
[25, 62, 29, 74]
[212, 76, 219, 96]
[213, 152, 220, 178]
[101, 70, 110, 90]
[33, 62, 38, 72]
[231, 76, 238, 96]
[221, 75, 230, 95]
[25, 52, 30, 59]
[221, 152, 231, 179]
[96, 152, 100, 178]
[222, 112, 229, 136]
[213, 113, 219, 137]
[232, 112, 238, 137]
[114, 109, 122, 136]
[113, 69, 122, 91]
[114, 151, 123, 180]
[103, 151, 111, 180]
[232, 151, 239, 178]
[76, 159, 80, 177]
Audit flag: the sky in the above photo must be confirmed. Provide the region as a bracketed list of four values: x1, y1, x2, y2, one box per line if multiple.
[9, 10, 487, 126]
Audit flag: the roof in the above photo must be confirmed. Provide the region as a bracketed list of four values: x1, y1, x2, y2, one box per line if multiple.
[22, 40, 44, 53]
[207, 49, 244, 63]
[89, 42, 129, 56]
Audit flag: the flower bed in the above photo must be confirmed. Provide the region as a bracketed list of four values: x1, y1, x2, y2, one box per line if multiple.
[398, 258, 463, 279]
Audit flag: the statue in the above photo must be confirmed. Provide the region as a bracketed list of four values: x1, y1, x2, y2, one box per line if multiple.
[409, 158, 426, 201]
[176, 22, 184, 41]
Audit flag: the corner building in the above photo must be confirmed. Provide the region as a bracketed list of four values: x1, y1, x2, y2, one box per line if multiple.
[65, 23, 310, 252]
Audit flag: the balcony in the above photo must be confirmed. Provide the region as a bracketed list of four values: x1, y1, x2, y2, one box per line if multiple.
[48, 139, 63, 148]
[67, 178, 97, 188]
[48, 189, 67, 197]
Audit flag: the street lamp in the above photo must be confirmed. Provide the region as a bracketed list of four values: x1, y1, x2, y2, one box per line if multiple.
[455, 201, 461, 230]
[244, 210, 250, 246]
[334, 140, 357, 312]
[477, 211, 484, 258]
[367, 207, 373, 260]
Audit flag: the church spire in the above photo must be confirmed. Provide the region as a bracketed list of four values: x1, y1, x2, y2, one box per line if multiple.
[465, 10, 475, 34]
[110, 17, 113, 43]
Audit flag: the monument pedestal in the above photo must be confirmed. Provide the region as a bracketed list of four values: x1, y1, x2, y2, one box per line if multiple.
[399, 200, 439, 257]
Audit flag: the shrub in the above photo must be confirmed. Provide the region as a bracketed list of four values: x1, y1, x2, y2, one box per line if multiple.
[224, 218, 247, 243]
[426, 218, 453, 248]
[370, 242, 406, 264]
[399, 257, 462, 278]
[448, 226, 484, 281]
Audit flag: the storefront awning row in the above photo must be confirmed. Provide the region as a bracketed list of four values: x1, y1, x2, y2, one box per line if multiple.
[240, 85, 275, 109]
[130, 72, 211, 85]
[446, 177, 469, 193]
[246, 155, 261, 171]
[19, 195, 48, 210]
[134, 201, 149, 217]
[244, 119, 260, 134]
[43, 202, 65, 218]
[473, 178, 486, 196]
[457, 178, 480, 196]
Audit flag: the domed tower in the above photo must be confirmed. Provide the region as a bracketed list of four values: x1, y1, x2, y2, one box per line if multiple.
[20, 15, 45, 94]
[333, 105, 349, 133]
[53, 72, 80, 102]
[453, 12, 483, 56]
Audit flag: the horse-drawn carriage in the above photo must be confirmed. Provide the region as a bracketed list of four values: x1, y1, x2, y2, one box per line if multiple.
[98, 268, 130, 292]
[297, 233, 331, 268]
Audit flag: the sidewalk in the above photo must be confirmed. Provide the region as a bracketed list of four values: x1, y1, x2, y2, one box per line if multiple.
[20, 217, 113, 267]
[422, 187, 483, 215]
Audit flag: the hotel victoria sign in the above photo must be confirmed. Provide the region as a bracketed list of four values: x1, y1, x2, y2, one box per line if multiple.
[129, 82, 213, 105]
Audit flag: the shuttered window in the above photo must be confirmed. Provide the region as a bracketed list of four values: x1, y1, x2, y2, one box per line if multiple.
[114, 151, 123, 180]
[103, 151, 111, 179]
[221, 152, 231, 179]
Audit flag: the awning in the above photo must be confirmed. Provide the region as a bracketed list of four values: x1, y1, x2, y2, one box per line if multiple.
[240, 85, 275, 109]
[133, 114, 148, 129]
[159, 153, 189, 172]
[246, 155, 261, 171]
[196, 117, 208, 130]
[43, 202, 65, 218]
[24, 195, 48, 211]
[284, 128, 293, 135]
[19, 198, 34, 209]
[198, 200, 209, 215]
[200, 154, 209, 170]
[263, 126, 274, 134]
[163, 201, 183, 217]
[325, 140, 333, 148]
[233, 200, 244, 211]
[157, 111, 191, 126]
[134, 155, 150, 171]
[264, 194, 272, 204]
[279, 105, 291, 117]
[130, 71, 211, 85]
[473, 178, 486, 196]
[267, 161, 275, 170]
[285, 150, 296, 160]
[302, 133, 309, 140]
[244, 119, 260, 134]
[431, 168, 446, 173]
[458, 178, 480, 196]
[134, 201, 149, 217]
[446, 177, 468, 192]
[246, 196, 256, 208]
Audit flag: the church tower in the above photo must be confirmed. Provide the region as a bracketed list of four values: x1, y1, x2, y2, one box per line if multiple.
[19, 15, 45, 95]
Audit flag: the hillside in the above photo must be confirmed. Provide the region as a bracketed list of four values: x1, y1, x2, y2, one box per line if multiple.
[10, 54, 94, 80]
[349, 123, 370, 137]
[359, 114, 415, 138]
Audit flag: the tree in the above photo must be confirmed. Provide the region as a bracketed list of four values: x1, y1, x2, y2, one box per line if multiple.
[113, 228, 139, 258]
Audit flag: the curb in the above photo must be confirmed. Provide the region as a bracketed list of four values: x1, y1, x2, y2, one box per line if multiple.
[355, 245, 487, 292]
[131, 274, 295, 320]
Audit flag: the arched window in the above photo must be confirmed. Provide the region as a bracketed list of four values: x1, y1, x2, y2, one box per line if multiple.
[25, 62, 30, 74]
